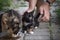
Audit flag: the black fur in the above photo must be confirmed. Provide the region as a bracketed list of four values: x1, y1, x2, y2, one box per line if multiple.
[22, 12, 34, 33]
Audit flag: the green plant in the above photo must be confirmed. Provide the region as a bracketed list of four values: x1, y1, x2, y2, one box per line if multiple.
[55, 8, 60, 24]
[0, 0, 12, 11]
[56, 9, 60, 18]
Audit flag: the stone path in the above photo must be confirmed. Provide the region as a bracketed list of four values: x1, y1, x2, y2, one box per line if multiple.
[24, 22, 50, 40]
[17, 22, 60, 40]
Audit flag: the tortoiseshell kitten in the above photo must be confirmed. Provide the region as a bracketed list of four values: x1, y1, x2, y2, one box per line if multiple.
[0, 9, 21, 40]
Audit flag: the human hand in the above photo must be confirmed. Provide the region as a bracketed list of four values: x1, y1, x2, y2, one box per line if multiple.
[39, 2, 50, 22]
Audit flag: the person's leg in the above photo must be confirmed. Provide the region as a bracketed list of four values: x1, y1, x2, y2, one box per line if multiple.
[34, 0, 50, 28]
[26, 0, 37, 12]
[36, 0, 55, 22]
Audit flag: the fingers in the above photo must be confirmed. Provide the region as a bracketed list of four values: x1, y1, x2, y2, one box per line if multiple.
[39, 6, 44, 15]
[41, 15, 50, 22]
[44, 6, 50, 21]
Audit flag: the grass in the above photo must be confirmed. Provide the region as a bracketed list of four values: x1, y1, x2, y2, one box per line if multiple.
[0, 0, 12, 11]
